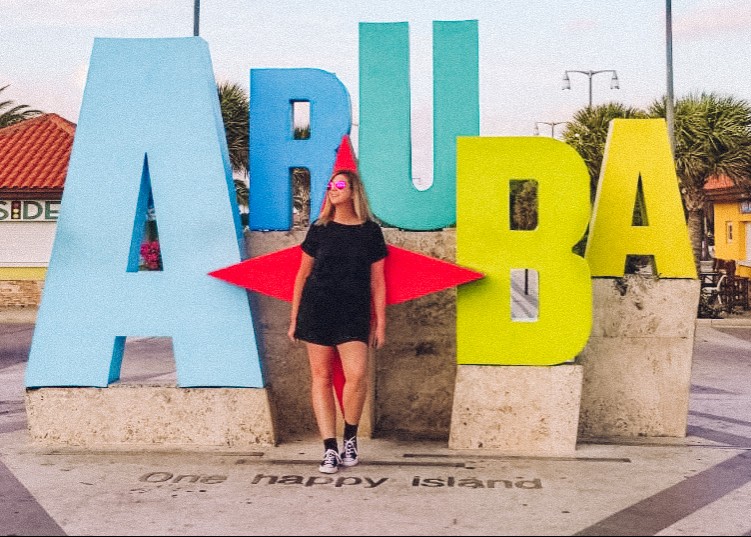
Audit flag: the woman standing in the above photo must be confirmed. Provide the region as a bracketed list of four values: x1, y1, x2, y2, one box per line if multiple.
[288, 169, 388, 474]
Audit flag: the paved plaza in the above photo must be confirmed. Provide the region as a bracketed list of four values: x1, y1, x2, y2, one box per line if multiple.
[1, 311, 751, 535]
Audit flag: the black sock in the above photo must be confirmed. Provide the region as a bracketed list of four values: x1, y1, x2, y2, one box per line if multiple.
[344, 422, 359, 441]
[324, 437, 338, 453]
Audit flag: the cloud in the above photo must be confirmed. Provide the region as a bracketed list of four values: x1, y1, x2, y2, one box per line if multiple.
[564, 18, 598, 33]
[5, 0, 168, 28]
[674, 0, 751, 40]
[73, 62, 89, 93]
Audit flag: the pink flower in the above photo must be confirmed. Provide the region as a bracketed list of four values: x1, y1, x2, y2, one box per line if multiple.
[140, 240, 163, 270]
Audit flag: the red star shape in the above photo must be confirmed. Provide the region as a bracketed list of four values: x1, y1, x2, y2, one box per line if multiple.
[208, 244, 484, 305]
[209, 135, 483, 409]
[209, 244, 483, 410]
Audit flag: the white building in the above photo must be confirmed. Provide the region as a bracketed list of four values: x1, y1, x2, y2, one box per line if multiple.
[0, 114, 74, 306]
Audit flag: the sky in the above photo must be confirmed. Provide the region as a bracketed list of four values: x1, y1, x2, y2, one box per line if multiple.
[3, 0, 751, 181]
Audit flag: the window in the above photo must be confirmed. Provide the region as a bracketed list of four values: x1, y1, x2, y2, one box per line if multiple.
[726, 221, 734, 244]
[291, 101, 310, 139]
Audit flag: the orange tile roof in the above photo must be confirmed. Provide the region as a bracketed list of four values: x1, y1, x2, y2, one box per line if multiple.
[704, 174, 735, 190]
[0, 113, 75, 192]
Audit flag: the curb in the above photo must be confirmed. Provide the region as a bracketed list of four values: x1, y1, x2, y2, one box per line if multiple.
[696, 316, 751, 327]
[0, 307, 38, 324]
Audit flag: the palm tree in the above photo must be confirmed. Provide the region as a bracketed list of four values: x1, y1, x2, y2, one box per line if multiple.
[512, 180, 537, 231]
[562, 103, 648, 202]
[648, 93, 751, 271]
[0, 85, 42, 128]
[562, 103, 648, 257]
[217, 81, 250, 210]
[217, 81, 248, 174]
[292, 167, 311, 227]
[216, 82, 313, 226]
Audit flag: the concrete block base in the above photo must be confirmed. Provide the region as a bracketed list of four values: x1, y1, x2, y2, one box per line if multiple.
[25, 385, 277, 448]
[578, 337, 693, 438]
[449, 364, 583, 456]
[578, 276, 700, 438]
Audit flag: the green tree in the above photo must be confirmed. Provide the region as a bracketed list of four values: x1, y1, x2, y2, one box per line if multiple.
[292, 127, 312, 227]
[561, 96, 751, 270]
[562, 102, 648, 202]
[217, 81, 248, 174]
[292, 167, 311, 227]
[649, 93, 751, 271]
[217, 81, 250, 209]
[216, 83, 312, 222]
[0, 85, 42, 128]
[562, 103, 647, 257]
[511, 180, 537, 230]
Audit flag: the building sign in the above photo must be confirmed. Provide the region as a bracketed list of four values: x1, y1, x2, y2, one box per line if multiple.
[740, 200, 751, 214]
[0, 200, 60, 221]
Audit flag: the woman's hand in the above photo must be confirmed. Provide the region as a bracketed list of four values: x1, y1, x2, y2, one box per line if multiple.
[370, 258, 387, 350]
[289, 252, 314, 344]
[370, 323, 386, 349]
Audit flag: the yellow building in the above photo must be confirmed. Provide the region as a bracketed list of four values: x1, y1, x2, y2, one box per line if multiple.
[705, 174, 751, 279]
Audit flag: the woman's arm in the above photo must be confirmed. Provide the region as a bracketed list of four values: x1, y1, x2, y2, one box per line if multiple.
[288, 252, 315, 342]
[370, 258, 387, 349]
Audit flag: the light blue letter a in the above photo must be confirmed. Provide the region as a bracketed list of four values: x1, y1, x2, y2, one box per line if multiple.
[25, 38, 264, 388]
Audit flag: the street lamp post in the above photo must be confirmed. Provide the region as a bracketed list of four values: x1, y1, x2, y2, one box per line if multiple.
[665, 0, 676, 155]
[193, 0, 200, 36]
[527, 121, 569, 295]
[562, 70, 620, 107]
[533, 121, 567, 138]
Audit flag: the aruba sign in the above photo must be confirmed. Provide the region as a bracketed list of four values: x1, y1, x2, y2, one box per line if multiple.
[24, 22, 695, 390]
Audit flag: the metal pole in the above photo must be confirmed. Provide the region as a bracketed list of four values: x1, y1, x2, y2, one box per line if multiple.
[665, 0, 676, 155]
[563, 70, 618, 107]
[193, 0, 200, 37]
[524, 269, 529, 295]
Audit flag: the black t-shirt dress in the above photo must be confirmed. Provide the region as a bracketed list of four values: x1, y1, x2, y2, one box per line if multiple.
[294, 219, 388, 346]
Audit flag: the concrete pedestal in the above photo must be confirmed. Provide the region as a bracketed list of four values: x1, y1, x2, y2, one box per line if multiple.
[449, 364, 583, 456]
[248, 229, 459, 441]
[25, 385, 277, 448]
[578, 276, 700, 438]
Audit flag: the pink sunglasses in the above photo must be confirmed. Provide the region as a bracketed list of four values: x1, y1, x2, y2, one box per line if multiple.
[327, 180, 349, 191]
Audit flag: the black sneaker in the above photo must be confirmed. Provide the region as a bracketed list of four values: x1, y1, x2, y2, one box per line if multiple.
[318, 448, 341, 474]
[341, 437, 359, 467]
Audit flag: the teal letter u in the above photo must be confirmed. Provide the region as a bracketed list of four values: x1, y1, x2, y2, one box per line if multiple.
[359, 21, 479, 230]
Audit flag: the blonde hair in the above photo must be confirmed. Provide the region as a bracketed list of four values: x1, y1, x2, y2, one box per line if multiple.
[315, 170, 374, 225]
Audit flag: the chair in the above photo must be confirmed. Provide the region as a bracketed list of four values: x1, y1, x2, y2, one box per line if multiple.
[714, 258, 736, 278]
[700, 272, 721, 288]
[728, 277, 750, 310]
[701, 273, 727, 306]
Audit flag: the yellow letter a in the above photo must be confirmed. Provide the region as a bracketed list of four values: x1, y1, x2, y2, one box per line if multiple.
[586, 119, 696, 278]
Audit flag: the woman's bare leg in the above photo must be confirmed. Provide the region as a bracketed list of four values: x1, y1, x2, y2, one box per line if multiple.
[336, 340, 369, 425]
[306, 343, 337, 439]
